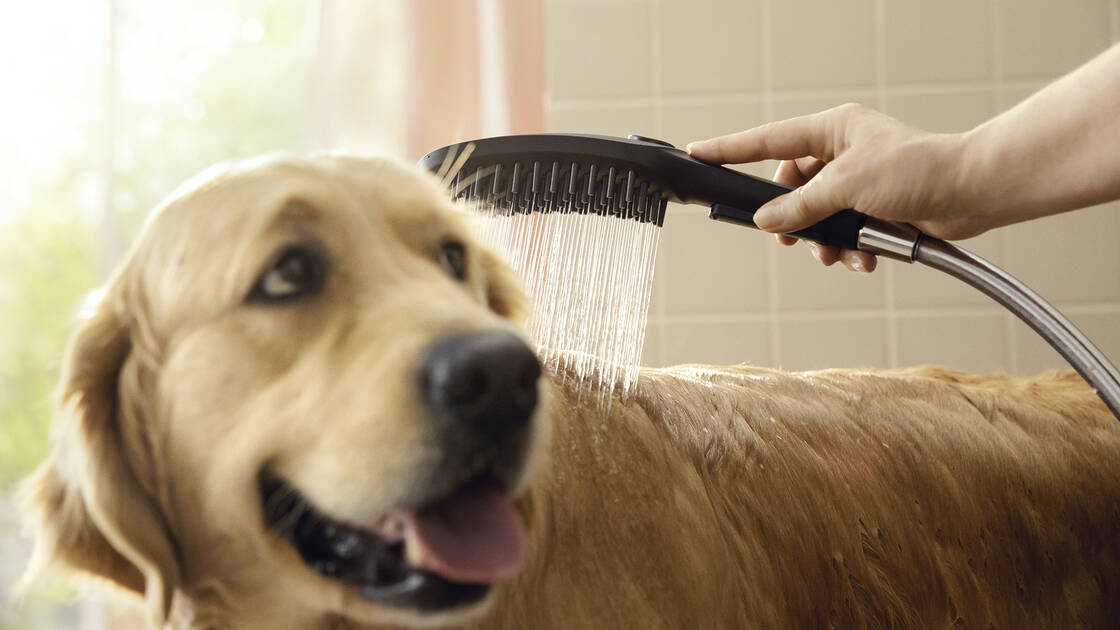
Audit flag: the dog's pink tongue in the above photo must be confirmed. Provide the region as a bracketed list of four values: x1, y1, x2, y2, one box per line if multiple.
[405, 486, 526, 584]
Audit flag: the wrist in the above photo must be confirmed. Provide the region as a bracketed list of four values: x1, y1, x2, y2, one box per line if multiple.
[951, 127, 985, 209]
[954, 117, 1039, 233]
[927, 130, 999, 237]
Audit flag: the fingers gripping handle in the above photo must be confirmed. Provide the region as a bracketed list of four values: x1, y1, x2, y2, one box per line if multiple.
[708, 203, 868, 251]
[703, 169, 923, 261]
[709, 204, 922, 262]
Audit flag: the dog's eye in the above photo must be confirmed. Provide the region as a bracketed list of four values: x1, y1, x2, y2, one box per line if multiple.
[248, 246, 327, 304]
[438, 240, 467, 281]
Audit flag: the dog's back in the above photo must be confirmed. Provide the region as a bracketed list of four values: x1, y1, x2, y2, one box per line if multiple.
[487, 364, 1120, 629]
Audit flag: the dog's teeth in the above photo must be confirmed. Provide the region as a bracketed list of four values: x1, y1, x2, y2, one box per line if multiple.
[330, 530, 364, 559]
[378, 514, 407, 541]
[404, 527, 425, 567]
[312, 560, 342, 578]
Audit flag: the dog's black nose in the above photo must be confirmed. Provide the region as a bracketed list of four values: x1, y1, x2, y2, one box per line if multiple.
[420, 331, 541, 435]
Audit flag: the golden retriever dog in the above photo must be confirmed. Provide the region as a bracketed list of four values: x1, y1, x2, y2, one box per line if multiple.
[20, 154, 1120, 629]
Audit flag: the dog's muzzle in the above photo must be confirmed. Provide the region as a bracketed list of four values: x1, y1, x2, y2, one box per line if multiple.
[259, 331, 543, 615]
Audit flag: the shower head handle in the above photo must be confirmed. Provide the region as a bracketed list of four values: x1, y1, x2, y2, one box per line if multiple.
[420, 133, 878, 251]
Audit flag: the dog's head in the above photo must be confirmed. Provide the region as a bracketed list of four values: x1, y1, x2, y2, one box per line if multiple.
[20, 155, 549, 628]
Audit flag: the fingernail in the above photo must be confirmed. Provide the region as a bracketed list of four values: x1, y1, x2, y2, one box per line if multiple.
[808, 244, 823, 263]
[685, 141, 698, 154]
[851, 258, 865, 272]
[753, 204, 783, 231]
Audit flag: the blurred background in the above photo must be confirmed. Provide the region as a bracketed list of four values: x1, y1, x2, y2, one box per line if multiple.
[1, 0, 1117, 627]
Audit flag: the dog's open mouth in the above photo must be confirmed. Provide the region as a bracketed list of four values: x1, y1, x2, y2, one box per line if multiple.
[259, 471, 527, 611]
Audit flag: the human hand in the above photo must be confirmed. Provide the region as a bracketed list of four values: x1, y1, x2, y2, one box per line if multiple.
[687, 104, 986, 272]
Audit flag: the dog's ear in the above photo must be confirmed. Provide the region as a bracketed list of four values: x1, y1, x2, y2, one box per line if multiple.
[20, 287, 180, 626]
[478, 246, 529, 321]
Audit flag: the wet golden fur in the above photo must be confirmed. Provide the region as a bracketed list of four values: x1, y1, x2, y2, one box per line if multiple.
[20, 155, 1120, 628]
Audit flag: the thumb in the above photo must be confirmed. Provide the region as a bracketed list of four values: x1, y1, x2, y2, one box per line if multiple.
[752, 169, 850, 234]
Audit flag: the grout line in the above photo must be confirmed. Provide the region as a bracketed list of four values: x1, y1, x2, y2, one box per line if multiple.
[1050, 302, 1120, 315]
[653, 92, 767, 107]
[655, 302, 1086, 325]
[1112, 0, 1120, 42]
[550, 79, 1057, 111]
[663, 313, 774, 325]
[871, 77, 1046, 92]
[873, 0, 888, 97]
[551, 97, 661, 110]
[989, 0, 1005, 110]
[989, 0, 1019, 374]
[649, 0, 663, 134]
[1001, 234, 1019, 373]
[760, 0, 782, 368]
[652, 246, 667, 367]
[764, 232, 782, 366]
[880, 239, 900, 372]
[893, 306, 1011, 319]
[872, 0, 898, 368]
[649, 0, 666, 367]
[881, 79, 1026, 96]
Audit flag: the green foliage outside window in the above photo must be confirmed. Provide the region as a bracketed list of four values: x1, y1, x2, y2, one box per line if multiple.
[1, 2, 311, 627]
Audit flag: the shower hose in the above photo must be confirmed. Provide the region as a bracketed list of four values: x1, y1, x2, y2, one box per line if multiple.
[856, 217, 1120, 421]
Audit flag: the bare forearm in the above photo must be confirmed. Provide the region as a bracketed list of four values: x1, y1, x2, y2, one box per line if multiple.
[686, 43, 1120, 272]
[962, 42, 1120, 227]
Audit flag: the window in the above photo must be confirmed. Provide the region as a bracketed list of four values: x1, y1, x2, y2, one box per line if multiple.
[0, 2, 539, 625]
[1, 2, 319, 627]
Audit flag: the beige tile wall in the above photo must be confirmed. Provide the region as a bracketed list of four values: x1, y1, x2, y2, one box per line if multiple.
[547, 0, 1120, 375]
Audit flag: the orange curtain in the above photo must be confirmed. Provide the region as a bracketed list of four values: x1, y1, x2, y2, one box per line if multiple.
[312, 0, 545, 161]
[402, 0, 546, 160]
